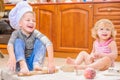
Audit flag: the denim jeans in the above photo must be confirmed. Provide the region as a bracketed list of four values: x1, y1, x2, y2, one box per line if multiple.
[14, 38, 46, 71]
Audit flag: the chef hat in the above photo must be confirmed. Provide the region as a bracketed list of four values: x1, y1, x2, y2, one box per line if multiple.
[9, 1, 33, 29]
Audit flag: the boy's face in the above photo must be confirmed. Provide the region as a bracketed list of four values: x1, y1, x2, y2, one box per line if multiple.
[19, 12, 36, 34]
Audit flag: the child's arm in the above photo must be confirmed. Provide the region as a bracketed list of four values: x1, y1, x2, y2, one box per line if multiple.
[46, 45, 55, 73]
[35, 30, 55, 73]
[7, 44, 16, 72]
[7, 31, 18, 72]
[90, 41, 96, 59]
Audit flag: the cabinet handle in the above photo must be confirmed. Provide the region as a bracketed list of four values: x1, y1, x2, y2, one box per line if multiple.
[107, 8, 111, 11]
[89, 5, 92, 8]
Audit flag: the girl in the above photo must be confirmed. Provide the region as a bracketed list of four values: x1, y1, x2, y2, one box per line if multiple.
[66, 19, 118, 71]
[7, 1, 55, 75]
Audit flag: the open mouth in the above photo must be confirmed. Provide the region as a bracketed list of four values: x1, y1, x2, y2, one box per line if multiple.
[102, 34, 107, 36]
[28, 26, 33, 29]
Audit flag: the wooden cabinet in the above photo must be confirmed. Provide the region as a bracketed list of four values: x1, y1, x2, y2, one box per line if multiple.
[33, 4, 93, 57]
[32, 4, 94, 57]
[94, 3, 120, 57]
[54, 4, 93, 53]
[1, 2, 120, 60]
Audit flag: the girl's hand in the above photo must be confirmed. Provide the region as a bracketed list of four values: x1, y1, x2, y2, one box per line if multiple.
[7, 57, 16, 72]
[48, 64, 55, 74]
[93, 53, 99, 59]
[88, 56, 94, 63]
[93, 53, 102, 59]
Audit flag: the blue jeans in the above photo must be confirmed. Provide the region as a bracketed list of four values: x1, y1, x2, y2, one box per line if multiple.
[14, 38, 46, 71]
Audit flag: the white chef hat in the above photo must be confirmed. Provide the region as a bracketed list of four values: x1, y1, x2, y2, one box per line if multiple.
[9, 1, 33, 29]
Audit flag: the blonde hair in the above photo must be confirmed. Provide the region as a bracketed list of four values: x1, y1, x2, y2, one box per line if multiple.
[91, 19, 117, 40]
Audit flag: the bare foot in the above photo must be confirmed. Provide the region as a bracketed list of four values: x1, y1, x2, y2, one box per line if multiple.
[19, 60, 30, 76]
[66, 57, 75, 65]
[18, 67, 30, 76]
[34, 65, 42, 71]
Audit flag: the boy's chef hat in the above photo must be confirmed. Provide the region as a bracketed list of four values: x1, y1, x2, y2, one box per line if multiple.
[9, 1, 33, 29]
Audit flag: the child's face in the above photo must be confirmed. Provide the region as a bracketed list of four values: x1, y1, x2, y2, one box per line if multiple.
[19, 12, 36, 34]
[97, 26, 112, 41]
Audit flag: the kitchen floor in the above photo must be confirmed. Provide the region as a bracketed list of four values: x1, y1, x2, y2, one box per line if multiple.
[0, 54, 67, 69]
[0, 54, 120, 69]
[0, 54, 120, 80]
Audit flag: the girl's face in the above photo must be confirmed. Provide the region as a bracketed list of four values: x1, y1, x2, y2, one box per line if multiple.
[97, 26, 112, 41]
[19, 12, 36, 34]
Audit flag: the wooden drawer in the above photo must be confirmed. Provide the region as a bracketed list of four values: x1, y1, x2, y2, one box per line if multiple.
[94, 3, 120, 16]
[0, 35, 10, 44]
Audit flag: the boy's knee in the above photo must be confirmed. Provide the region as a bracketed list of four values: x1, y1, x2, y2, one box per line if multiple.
[14, 39, 25, 48]
[34, 39, 45, 47]
[14, 39, 24, 46]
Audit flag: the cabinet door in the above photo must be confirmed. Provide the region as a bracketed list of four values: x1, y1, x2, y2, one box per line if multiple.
[36, 5, 56, 42]
[94, 16, 120, 55]
[54, 4, 93, 53]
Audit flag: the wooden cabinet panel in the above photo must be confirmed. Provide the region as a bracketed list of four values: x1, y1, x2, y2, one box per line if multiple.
[54, 4, 93, 53]
[36, 5, 56, 41]
[94, 3, 120, 16]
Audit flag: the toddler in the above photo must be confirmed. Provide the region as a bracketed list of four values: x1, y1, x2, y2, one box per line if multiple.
[66, 19, 118, 71]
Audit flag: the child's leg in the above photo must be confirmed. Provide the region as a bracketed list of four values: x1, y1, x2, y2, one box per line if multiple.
[14, 39, 29, 73]
[26, 39, 46, 71]
[66, 57, 75, 65]
[87, 56, 111, 71]
[76, 56, 111, 70]
[75, 51, 90, 65]
[33, 39, 46, 70]
[66, 51, 90, 65]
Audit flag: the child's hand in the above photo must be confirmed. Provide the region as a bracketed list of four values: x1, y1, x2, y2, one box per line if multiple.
[88, 56, 94, 63]
[7, 57, 16, 72]
[93, 53, 102, 59]
[48, 64, 55, 74]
